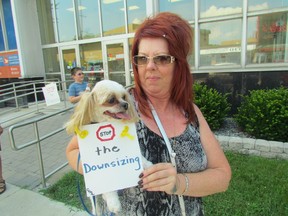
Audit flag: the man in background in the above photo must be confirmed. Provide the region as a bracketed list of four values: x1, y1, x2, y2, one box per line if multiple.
[68, 67, 91, 104]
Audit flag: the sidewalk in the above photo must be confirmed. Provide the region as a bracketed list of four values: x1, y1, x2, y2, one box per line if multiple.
[0, 102, 86, 215]
[0, 183, 86, 216]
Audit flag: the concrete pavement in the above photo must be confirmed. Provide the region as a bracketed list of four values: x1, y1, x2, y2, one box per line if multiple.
[0, 102, 87, 215]
[0, 183, 86, 216]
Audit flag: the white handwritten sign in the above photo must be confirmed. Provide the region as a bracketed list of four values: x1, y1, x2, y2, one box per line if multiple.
[42, 82, 60, 106]
[77, 122, 143, 197]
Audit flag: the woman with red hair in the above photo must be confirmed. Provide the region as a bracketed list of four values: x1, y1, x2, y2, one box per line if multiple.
[129, 12, 231, 215]
[66, 12, 231, 215]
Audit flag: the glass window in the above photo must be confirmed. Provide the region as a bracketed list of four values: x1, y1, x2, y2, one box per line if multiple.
[200, 0, 242, 19]
[128, 37, 134, 83]
[188, 25, 195, 67]
[0, 21, 4, 51]
[248, 0, 288, 12]
[127, 0, 146, 33]
[36, 0, 56, 44]
[200, 19, 242, 67]
[159, 0, 194, 21]
[3, 0, 17, 49]
[247, 12, 288, 64]
[77, 0, 101, 39]
[55, 0, 77, 42]
[80, 43, 104, 86]
[101, 0, 125, 36]
[43, 47, 60, 74]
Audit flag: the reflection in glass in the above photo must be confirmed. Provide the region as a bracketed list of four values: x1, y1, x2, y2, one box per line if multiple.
[129, 38, 134, 83]
[55, 0, 77, 42]
[43, 48, 60, 74]
[101, 0, 125, 36]
[3, 0, 17, 49]
[0, 21, 4, 51]
[80, 43, 104, 86]
[107, 43, 126, 86]
[247, 12, 288, 64]
[77, 0, 101, 39]
[159, 0, 194, 21]
[188, 25, 195, 67]
[127, 0, 146, 33]
[248, 0, 288, 12]
[45, 74, 62, 83]
[200, 0, 242, 18]
[36, 0, 56, 44]
[200, 20, 241, 66]
[62, 49, 77, 79]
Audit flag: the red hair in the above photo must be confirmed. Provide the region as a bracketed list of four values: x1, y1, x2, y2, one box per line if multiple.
[132, 12, 195, 123]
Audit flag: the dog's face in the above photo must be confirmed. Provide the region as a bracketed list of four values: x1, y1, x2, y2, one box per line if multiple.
[91, 80, 137, 122]
[66, 80, 138, 134]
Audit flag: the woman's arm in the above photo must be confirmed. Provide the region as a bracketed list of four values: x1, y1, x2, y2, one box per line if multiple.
[66, 135, 83, 174]
[181, 104, 231, 197]
[140, 104, 231, 197]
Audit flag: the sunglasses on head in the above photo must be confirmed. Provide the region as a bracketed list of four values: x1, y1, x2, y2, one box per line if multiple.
[133, 55, 175, 66]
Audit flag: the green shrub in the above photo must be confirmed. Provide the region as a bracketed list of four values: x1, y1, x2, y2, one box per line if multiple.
[235, 87, 288, 142]
[194, 83, 231, 130]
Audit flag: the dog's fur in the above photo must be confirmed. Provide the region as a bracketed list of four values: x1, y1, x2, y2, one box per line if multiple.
[66, 80, 139, 134]
[66, 80, 151, 214]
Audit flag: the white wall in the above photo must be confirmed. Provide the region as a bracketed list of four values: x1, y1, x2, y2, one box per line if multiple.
[11, 0, 45, 78]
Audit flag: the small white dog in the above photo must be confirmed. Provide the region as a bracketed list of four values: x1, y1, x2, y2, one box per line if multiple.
[66, 80, 152, 214]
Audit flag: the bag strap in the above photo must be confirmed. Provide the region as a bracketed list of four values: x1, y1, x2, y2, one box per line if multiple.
[148, 101, 186, 216]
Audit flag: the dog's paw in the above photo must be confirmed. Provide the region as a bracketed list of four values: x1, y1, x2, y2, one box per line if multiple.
[102, 192, 121, 213]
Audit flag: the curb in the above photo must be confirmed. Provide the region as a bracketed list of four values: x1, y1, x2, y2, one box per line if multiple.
[217, 135, 288, 160]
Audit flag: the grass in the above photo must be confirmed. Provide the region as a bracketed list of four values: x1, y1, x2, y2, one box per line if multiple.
[41, 151, 288, 215]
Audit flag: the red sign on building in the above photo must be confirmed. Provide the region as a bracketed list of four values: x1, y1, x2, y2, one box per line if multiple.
[0, 51, 21, 78]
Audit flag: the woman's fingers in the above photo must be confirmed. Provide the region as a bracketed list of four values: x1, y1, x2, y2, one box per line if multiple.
[139, 163, 177, 193]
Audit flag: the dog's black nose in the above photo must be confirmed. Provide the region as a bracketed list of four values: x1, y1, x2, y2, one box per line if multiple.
[122, 102, 128, 110]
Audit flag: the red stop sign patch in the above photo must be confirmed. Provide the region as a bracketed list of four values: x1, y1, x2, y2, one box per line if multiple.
[96, 124, 115, 141]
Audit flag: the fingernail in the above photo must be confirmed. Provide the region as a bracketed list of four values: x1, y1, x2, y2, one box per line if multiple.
[139, 173, 144, 178]
[138, 180, 143, 185]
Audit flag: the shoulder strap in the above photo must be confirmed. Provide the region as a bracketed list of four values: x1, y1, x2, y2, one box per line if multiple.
[148, 101, 186, 216]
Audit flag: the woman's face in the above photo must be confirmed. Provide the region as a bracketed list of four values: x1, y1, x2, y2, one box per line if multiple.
[136, 37, 175, 98]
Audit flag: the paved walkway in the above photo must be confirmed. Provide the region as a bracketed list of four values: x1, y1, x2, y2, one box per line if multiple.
[0, 102, 86, 215]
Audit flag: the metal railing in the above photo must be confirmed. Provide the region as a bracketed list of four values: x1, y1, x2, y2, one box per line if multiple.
[0, 79, 72, 124]
[9, 106, 74, 188]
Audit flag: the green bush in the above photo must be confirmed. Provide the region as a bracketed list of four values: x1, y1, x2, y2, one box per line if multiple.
[235, 87, 288, 142]
[194, 83, 231, 130]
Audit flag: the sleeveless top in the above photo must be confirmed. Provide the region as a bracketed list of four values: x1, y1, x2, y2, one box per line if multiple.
[94, 92, 208, 216]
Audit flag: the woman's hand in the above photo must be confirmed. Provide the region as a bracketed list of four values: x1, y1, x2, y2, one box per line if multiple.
[138, 163, 179, 194]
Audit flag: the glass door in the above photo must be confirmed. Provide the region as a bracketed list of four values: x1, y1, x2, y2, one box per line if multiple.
[102, 39, 131, 86]
[59, 45, 80, 90]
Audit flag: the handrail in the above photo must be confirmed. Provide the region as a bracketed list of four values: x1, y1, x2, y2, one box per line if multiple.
[0, 80, 73, 123]
[9, 106, 74, 188]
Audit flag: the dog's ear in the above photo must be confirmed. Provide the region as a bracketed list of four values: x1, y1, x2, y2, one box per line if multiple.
[125, 92, 139, 123]
[65, 91, 96, 134]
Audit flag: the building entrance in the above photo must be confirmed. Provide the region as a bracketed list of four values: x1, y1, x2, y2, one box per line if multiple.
[102, 39, 131, 86]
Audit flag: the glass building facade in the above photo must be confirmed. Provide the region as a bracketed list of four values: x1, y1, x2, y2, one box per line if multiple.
[1, 0, 288, 111]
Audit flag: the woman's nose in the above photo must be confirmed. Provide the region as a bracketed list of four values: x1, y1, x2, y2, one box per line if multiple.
[146, 58, 157, 69]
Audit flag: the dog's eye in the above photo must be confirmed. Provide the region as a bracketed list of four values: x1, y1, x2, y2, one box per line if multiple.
[122, 95, 126, 100]
[108, 97, 115, 104]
